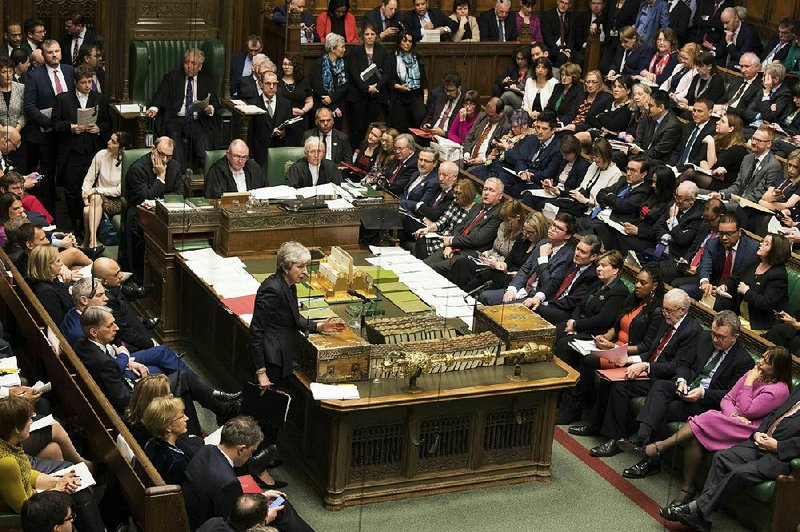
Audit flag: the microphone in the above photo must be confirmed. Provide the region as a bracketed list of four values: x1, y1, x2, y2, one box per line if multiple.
[464, 280, 493, 301]
[347, 289, 369, 301]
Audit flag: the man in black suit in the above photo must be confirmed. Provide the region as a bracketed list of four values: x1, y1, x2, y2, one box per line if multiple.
[620, 310, 753, 478]
[526, 234, 601, 325]
[714, 7, 763, 69]
[248, 71, 291, 168]
[751, 62, 794, 126]
[478, 0, 517, 42]
[589, 155, 652, 228]
[574, 289, 701, 454]
[668, 0, 691, 45]
[480, 212, 577, 306]
[10, 48, 28, 84]
[58, 13, 99, 67]
[1, 22, 22, 58]
[424, 177, 504, 275]
[204, 139, 265, 199]
[670, 99, 717, 167]
[23, 39, 74, 219]
[77, 43, 104, 93]
[145, 48, 219, 169]
[51, 64, 110, 235]
[229, 35, 262, 98]
[761, 18, 795, 67]
[540, 0, 575, 66]
[74, 306, 238, 417]
[663, 386, 800, 531]
[302, 107, 352, 165]
[421, 71, 463, 138]
[383, 133, 418, 195]
[622, 90, 682, 168]
[416, 159, 458, 223]
[505, 112, 563, 198]
[571, 0, 607, 66]
[21, 18, 45, 54]
[236, 54, 275, 102]
[662, 197, 725, 284]
[399, 147, 439, 242]
[402, 0, 458, 42]
[713, 52, 762, 125]
[122, 137, 186, 282]
[364, 0, 400, 41]
[285, 136, 341, 188]
[183, 417, 312, 531]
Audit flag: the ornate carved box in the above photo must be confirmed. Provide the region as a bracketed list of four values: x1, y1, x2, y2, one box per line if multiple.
[473, 304, 555, 361]
[297, 327, 372, 383]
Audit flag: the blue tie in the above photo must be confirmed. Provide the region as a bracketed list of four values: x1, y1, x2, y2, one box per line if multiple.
[678, 126, 700, 167]
[185, 76, 194, 121]
[617, 186, 632, 198]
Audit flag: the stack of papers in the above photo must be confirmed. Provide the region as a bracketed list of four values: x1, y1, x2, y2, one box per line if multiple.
[310, 382, 360, 400]
[181, 249, 261, 299]
[0, 357, 21, 387]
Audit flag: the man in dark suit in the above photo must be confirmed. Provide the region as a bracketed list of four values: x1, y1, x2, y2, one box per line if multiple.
[1, 22, 23, 58]
[399, 147, 439, 242]
[23, 39, 73, 219]
[714, 7, 763, 69]
[183, 417, 312, 531]
[709, 126, 783, 203]
[402, 0, 458, 42]
[421, 71, 463, 138]
[285, 136, 341, 188]
[540, 0, 575, 66]
[58, 13, 99, 67]
[51, 64, 110, 235]
[670, 99, 717, 167]
[416, 159, 458, 223]
[526, 234, 601, 325]
[229, 35, 262, 97]
[503, 111, 563, 198]
[145, 48, 219, 169]
[714, 52, 762, 125]
[590, 155, 652, 227]
[364, 0, 401, 41]
[424, 177, 504, 275]
[122, 137, 186, 283]
[462, 97, 508, 172]
[204, 140, 265, 199]
[620, 311, 753, 478]
[383, 133, 418, 195]
[247, 71, 291, 168]
[761, 18, 795, 67]
[302, 107, 352, 165]
[663, 385, 800, 531]
[574, 289, 701, 454]
[478, 0, 517, 42]
[751, 62, 794, 126]
[681, 213, 759, 299]
[480, 212, 577, 305]
[76, 44, 104, 93]
[570, 0, 607, 67]
[10, 48, 28, 84]
[662, 197, 726, 284]
[668, 0, 691, 45]
[74, 306, 238, 417]
[21, 18, 46, 54]
[622, 90, 682, 168]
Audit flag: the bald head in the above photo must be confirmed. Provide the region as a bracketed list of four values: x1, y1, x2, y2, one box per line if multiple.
[0, 126, 20, 155]
[92, 257, 123, 287]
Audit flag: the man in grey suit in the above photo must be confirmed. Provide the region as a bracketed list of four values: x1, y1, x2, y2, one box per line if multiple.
[462, 97, 507, 172]
[708, 125, 782, 205]
[302, 107, 352, 165]
[480, 212, 576, 305]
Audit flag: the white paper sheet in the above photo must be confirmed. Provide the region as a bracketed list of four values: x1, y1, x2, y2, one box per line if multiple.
[51, 462, 96, 493]
[30, 414, 54, 432]
[368, 246, 410, 256]
[0, 357, 20, 387]
[310, 382, 360, 400]
[325, 198, 354, 210]
[204, 426, 223, 445]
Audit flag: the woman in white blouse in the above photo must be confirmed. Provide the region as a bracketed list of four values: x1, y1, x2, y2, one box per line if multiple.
[81, 131, 129, 252]
[522, 57, 557, 120]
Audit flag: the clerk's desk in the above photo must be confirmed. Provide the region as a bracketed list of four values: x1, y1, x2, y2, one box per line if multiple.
[173, 251, 579, 510]
[138, 195, 399, 342]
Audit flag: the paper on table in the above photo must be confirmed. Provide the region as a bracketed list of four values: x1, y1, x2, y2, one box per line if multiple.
[592, 343, 628, 364]
[51, 462, 96, 493]
[368, 246, 410, 256]
[230, 99, 247, 106]
[204, 426, 223, 445]
[235, 104, 267, 115]
[389, 262, 427, 273]
[310, 382, 360, 400]
[297, 182, 338, 198]
[325, 198, 354, 210]
[115, 103, 144, 113]
[181, 247, 220, 262]
[250, 185, 299, 200]
[0, 357, 20, 387]
[30, 414, 54, 432]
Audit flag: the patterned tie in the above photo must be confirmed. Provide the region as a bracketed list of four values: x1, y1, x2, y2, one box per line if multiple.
[678, 126, 701, 166]
[553, 267, 578, 299]
[689, 349, 724, 388]
[72, 38, 80, 64]
[461, 208, 487, 236]
[720, 249, 733, 281]
[53, 70, 64, 94]
[185, 76, 194, 121]
[766, 400, 800, 436]
[650, 326, 675, 362]
[470, 123, 492, 159]
[436, 99, 455, 130]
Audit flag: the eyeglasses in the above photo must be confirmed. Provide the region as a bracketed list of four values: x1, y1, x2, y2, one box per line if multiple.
[751, 137, 770, 144]
[718, 230, 738, 237]
[550, 223, 568, 232]
[61, 513, 74, 524]
[710, 330, 734, 340]
[229, 153, 248, 160]
[156, 149, 173, 160]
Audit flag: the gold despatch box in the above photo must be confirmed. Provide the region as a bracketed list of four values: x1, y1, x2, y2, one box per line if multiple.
[474, 304, 555, 360]
[297, 327, 372, 383]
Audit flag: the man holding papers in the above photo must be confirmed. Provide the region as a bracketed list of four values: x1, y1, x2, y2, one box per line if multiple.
[581, 155, 651, 233]
[247, 71, 291, 168]
[500, 110, 563, 198]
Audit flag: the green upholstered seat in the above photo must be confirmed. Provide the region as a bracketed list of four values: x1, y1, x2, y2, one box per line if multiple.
[200, 150, 226, 196]
[622, 277, 634, 292]
[786, 267, 800, 315]
[266, 147, 305, 187]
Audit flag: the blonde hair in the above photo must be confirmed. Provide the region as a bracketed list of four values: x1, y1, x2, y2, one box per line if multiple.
[142, 396, 185, 439]
[27, 244, 58, 281]
[126, 374, 171, 424]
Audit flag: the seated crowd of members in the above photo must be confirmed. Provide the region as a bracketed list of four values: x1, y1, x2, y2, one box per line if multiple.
[0, 2, 799, 531]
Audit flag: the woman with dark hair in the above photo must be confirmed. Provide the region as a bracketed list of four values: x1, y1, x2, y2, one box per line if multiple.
[516, 0, 543, 43]
[640, 28, 679, 86]
[558, 70, 612, 134]
[0, 192, 24, 248]
[389, 30, 427, 133]
[365, 127, 399, 185]
[81, 131, 129, 255]
[346, 22, 391, 146]
[544, 62, 584, 125]
[347, 122, 386, 181]
[316, 0, 358, 43]
[678, 112, 747, 191]
[575, 75, 633, 146]
[447, 90, 480, 145]
[450, 0, 480, 42]
[676, 50, 725, 116]
[607, 26, 653, 78]
[600, 0, 639, 74]
[522, 57, 557, 119]
[558, 262, 664, 425]
[278, 54, 313, 147]
[714, 233, 791, 332]
[621, 347, 793, 507]
[525, 134, 589, 211]
[495, 45, 531, 111]
[310, 33, 349, 128]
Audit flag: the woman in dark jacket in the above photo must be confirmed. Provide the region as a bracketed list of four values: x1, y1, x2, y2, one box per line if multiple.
[639, 28, 679, 86]
[310, 32, 349, 129]
[715, 233, 791, 332]
[559, 70, 612, 134]
[575, 75, 633, 147]
[677, 50, 725, 118]
[524, 135, 589, 211]
[561, 262, 665, 428]
[142, 396, 192, 485]
[495, 44, 532, 111]
[347, 22, 392, 146]
[607, 26, 653, 78]
[600, 0, 640, 74]
[544, 62, 585, 125]
[389, 30, 427, 133]
[27, 244, 73, 324]
[278, 54, 313, 147]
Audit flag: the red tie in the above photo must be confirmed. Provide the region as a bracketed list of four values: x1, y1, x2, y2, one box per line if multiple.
[388, 160, 404, 184]
[525, 271, 538, 293]
[553, 268, 578, 299]
[53, 70, 64, 94]
[72, 38, 80, 64]
[720, 249, 733, 282]
[436, 99, 455, 130]
[690, 231, 718, 268]
[651, 326, 674, 362]
[461, 208, 486, 236]
[766, 401, 800, 436]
